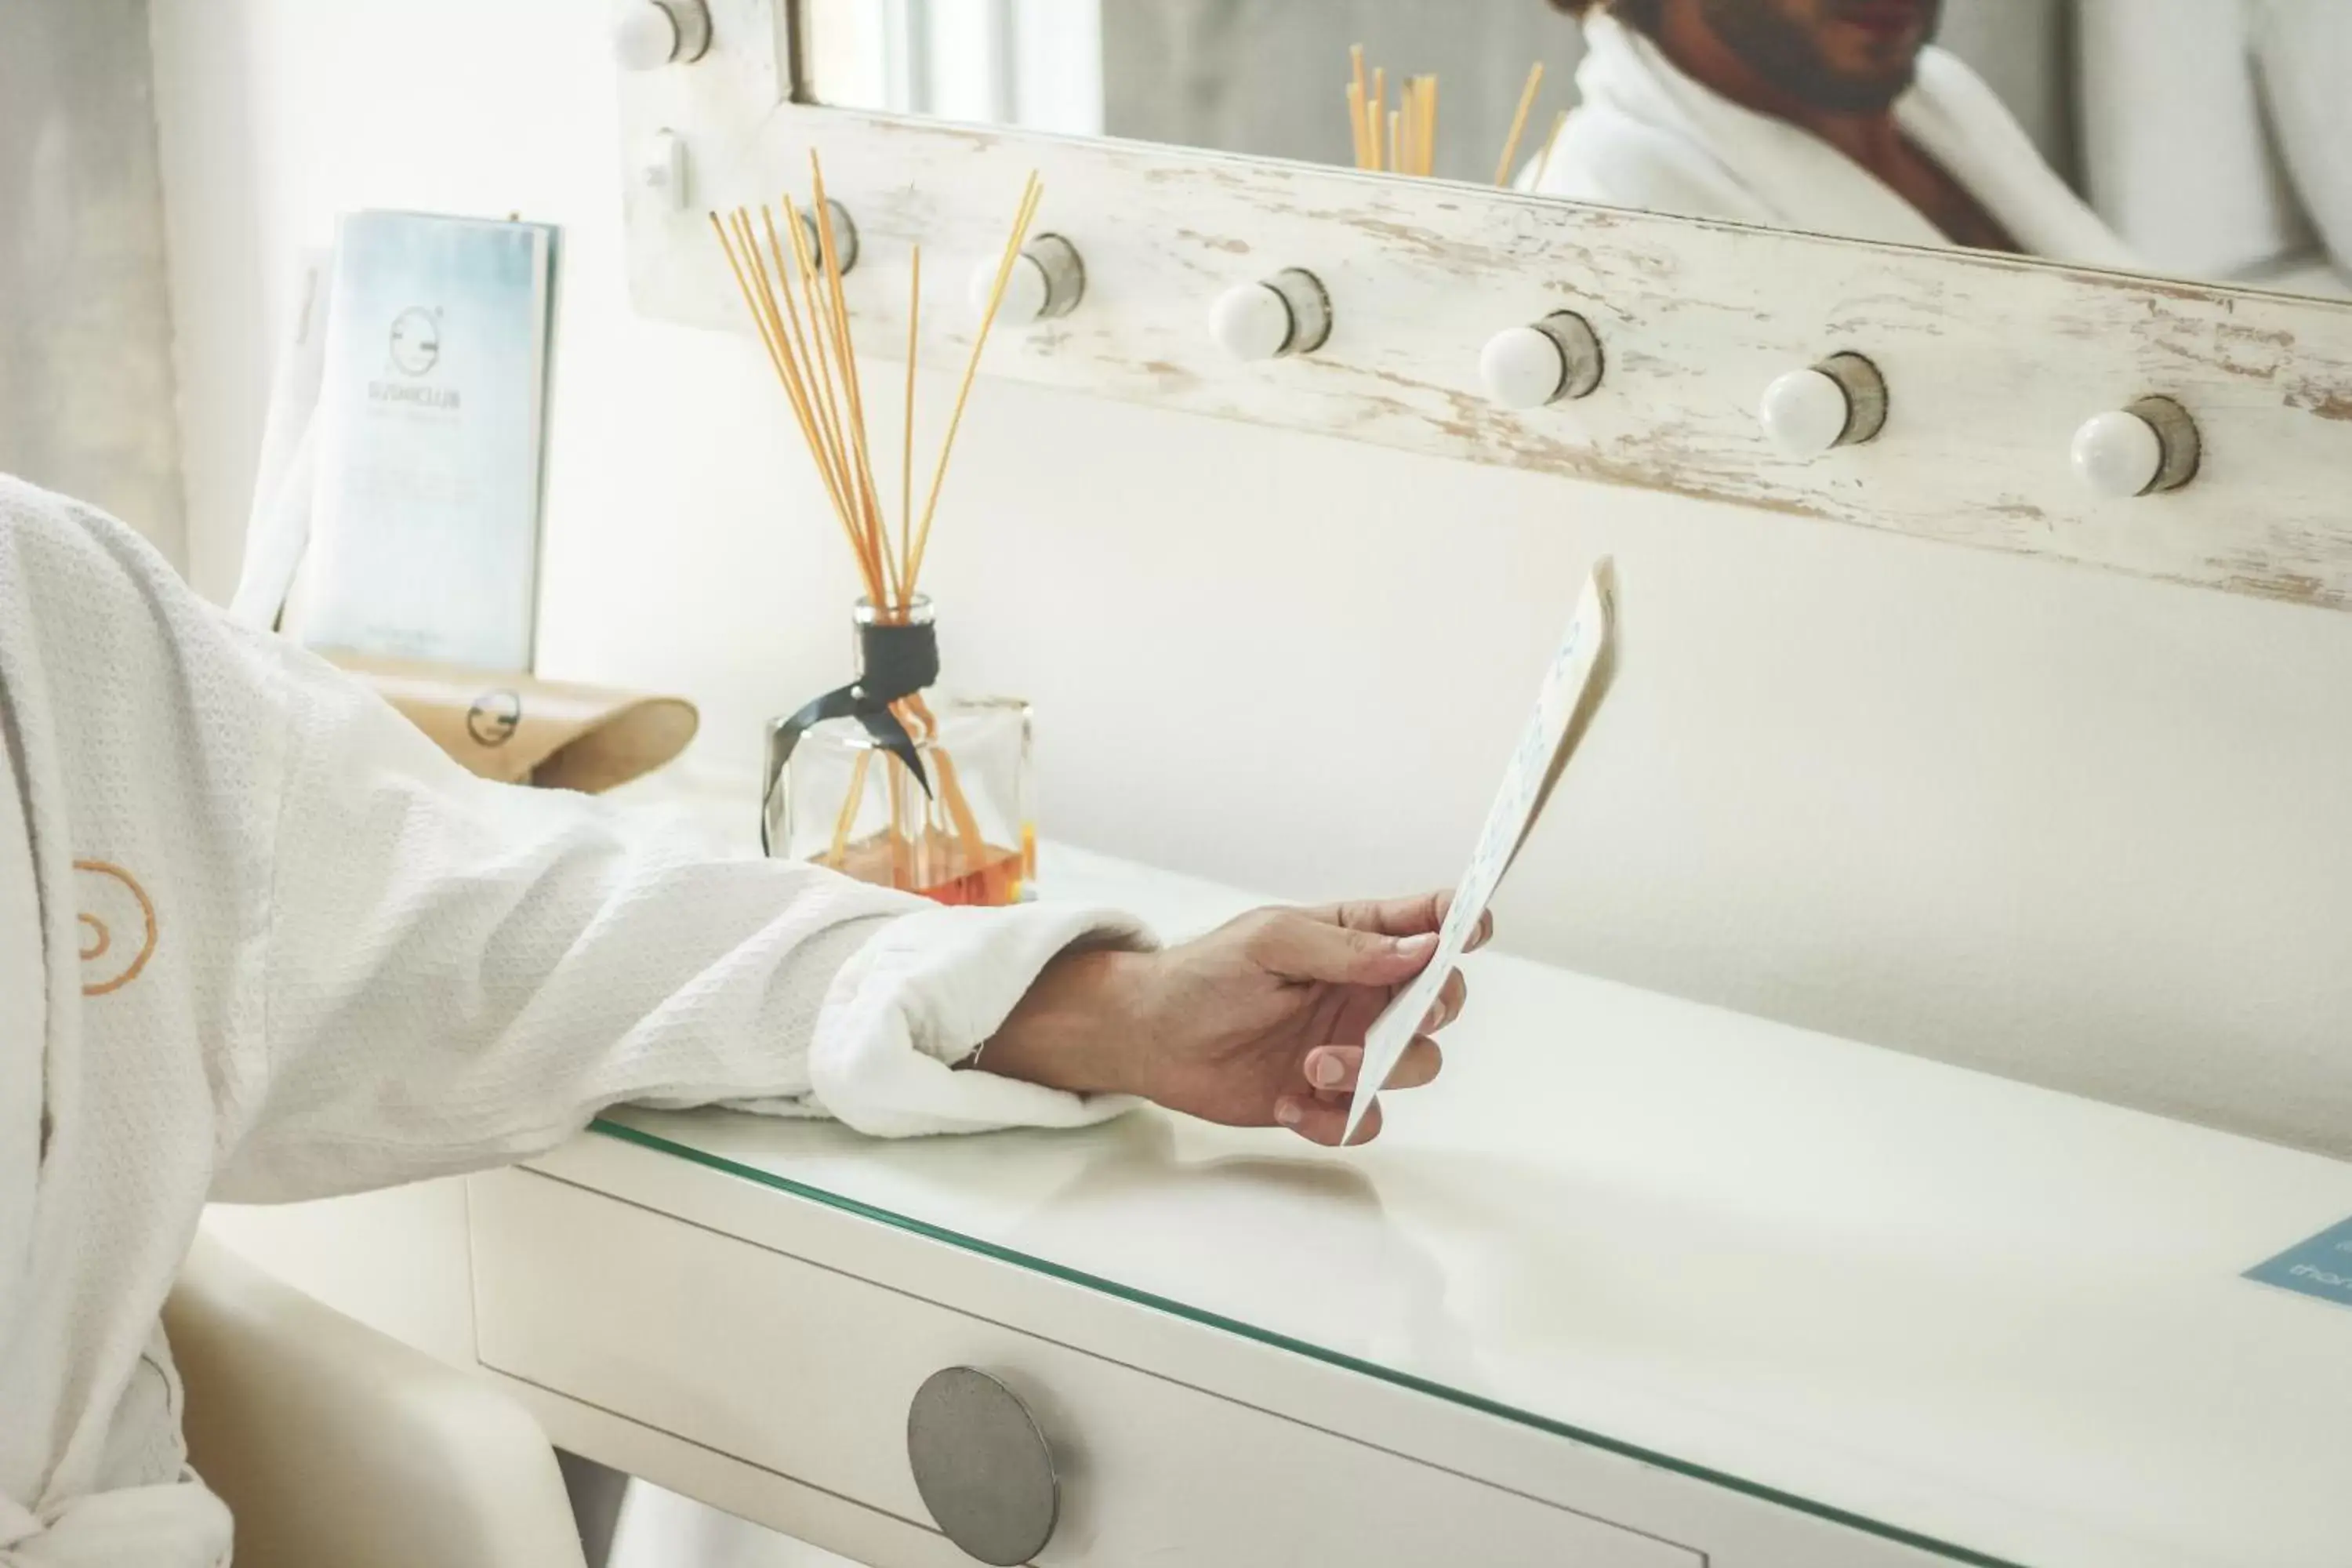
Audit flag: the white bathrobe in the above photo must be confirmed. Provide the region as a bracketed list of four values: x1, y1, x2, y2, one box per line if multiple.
[0, 474, 1142, 1566]
[1535, 13, 2140, 269]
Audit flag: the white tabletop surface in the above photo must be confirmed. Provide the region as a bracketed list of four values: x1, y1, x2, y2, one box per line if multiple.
[603, 840, 2352, 1568]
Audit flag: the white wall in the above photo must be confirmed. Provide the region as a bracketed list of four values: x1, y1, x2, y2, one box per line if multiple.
[148, 0, 2352, 1160]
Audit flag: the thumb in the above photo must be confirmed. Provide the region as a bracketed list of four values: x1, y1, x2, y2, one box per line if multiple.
[1254, 914, 1438, 986]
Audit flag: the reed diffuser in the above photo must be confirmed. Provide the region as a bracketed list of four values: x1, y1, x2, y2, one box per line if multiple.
[712, 158, 1044, 906]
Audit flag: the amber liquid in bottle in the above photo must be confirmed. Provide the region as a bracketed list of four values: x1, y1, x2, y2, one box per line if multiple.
[830, 826, 1036, 907]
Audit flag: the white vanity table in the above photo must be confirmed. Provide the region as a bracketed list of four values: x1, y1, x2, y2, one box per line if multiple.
[211, 843, 2352, 1568]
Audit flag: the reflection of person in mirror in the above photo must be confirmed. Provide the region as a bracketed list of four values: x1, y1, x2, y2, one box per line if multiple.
[1534, 0, 2136, 267]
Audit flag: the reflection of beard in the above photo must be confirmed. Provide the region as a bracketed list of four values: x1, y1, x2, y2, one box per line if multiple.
[1699, 0, 1938, 113]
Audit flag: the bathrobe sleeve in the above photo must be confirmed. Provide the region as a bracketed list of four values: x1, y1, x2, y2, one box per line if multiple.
[1, 476, 1145, 1214]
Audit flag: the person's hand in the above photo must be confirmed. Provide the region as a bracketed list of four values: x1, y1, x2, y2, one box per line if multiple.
[980, 895, 1488, 1145]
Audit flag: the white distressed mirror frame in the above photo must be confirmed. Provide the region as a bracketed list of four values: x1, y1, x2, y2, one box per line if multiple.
[617, 0, 2352, 611]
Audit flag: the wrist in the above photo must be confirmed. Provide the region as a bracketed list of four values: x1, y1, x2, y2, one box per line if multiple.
[977, 946, 1161, 1098]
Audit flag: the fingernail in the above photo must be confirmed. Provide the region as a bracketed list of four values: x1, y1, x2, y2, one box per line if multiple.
[1276, 1098, 1304, 1127]
[1311, 1054, 1345, 1088]
[1393, 932, 1438, 959]
[1419, 1003, 1445, 1033]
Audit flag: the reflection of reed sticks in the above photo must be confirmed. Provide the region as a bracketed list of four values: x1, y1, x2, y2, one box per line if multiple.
[1530, 107, 1570, 191]
[710, 155, 1042, 884]
[1342, 50, 1441, 178]
[1495, 61, 1547, 186]
[1348, 45, 1371, 169]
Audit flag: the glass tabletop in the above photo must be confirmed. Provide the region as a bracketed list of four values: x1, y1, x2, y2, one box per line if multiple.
[590, 847, 2352, 1568]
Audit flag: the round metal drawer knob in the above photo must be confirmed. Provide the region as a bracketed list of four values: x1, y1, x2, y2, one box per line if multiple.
[907, 1367, 1058, 1565]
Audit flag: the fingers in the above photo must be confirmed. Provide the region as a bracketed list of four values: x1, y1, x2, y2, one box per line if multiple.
[1276, 1036, 1443, 1145]
[1276, 1094, 1383, 1146]
[1276, 1036, 1444, 1148]
[1465, 907, 1496, 952]
[1304, 893, 1497, 952]
[1248, 909, 1437, 987]
[1425, 967, 1467, 1033]
[1309, 891, 1448, 939]
[1301, 1036, 1443, 1097]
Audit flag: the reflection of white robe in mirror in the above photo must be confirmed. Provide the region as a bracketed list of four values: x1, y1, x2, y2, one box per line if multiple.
[2251, 0, 2352, 295]
[1530, 13, 2138, 269]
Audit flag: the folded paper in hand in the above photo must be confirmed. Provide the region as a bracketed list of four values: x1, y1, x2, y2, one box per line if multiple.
[1345, 560, 1618, 1142]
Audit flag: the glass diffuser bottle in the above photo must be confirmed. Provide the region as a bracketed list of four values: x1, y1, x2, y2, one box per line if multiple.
[765, 598, 1036, 906]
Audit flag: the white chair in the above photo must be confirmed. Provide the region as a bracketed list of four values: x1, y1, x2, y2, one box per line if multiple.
[163, 1232, 590, 1568]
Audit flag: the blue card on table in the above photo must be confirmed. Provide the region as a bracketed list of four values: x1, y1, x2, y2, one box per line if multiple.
[2245, 1216, 2352, 1310]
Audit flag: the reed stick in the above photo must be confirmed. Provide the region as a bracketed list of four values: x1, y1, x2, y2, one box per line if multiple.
[809, 158, 898, 609]
[906, 173, 1041, 592]
[791, 196, 888, 604]
[1495, 60, 1546, 186]
[1530, 107, 1570, 191]
[906, 693, 987, 868]
[901, 247, 920, 596]
[772, 200, 870, 587]
[1348, 43, 1372, 171]
[1411, 77, 1430, 176]
[1345, 52, 1445, 177]
[729, 211, 868, 591]
[779, 198, 889, 601]
[826, 748, 870, 864]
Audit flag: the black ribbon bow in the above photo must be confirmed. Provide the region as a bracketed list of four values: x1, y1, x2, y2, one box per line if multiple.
[760, 619, 940, 855]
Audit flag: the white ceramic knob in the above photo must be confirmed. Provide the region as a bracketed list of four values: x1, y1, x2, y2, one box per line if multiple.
[612, 3, 679, 68]
[1759, 353, 1887, 458]
[2071, 397, 2198, 497]
[979, 253, 1052, 326]
[1479, 313, 1603, 409]
[1208, 269, 1331, 361]
[612, 0, 709, 70]
[970, 235, 1084, 327]
[1211, 283, 1296, 361]
[1759, 368, 1853, 458]
[2071, 411, 2161, 498]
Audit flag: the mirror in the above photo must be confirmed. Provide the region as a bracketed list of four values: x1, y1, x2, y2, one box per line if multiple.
[792, 0, 2350, 301]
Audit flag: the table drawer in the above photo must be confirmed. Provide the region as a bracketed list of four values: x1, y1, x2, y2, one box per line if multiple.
[470, 1168, 1697, 1567]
